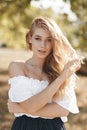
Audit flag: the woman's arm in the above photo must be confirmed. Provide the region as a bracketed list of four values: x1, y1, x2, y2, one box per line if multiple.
[8, 100, 69, 118]
[8, 59, 81, 114]
[32, 102, 69, 118]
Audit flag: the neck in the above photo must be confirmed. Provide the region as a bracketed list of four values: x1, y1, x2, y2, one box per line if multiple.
[28, 55, 45, 69]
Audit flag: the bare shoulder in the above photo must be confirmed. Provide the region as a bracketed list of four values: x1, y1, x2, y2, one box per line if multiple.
[8, 60, 25, 78]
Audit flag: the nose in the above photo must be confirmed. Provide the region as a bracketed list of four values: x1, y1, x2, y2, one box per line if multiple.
[41, 40, 45, 47]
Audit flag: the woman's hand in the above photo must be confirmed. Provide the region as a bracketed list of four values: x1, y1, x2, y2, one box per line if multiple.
[7, 99, 24, 113]
[61, 58, 81, 79]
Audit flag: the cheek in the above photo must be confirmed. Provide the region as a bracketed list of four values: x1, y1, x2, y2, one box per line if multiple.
[31, 39, 38, 48]
[32, 44, 37, 51]
[47, 44, 53, 52]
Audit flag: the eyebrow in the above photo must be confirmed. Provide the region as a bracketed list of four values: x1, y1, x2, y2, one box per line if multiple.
[35, 35, 52, 39]
[34, 35, 41, 37]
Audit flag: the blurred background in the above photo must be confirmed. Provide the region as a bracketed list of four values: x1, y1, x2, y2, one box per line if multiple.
[0, 0, 87, 130]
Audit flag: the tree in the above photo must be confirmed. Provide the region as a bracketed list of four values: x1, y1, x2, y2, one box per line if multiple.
[63, 0, 87, 51]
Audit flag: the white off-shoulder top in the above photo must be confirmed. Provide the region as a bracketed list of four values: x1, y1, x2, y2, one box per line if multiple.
[8, 75, 79, 122]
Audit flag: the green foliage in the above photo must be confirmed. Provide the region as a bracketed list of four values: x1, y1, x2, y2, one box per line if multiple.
[0, 0, 31, 48]
[70, 0, 87, 51]
[63, 0, 87, 51]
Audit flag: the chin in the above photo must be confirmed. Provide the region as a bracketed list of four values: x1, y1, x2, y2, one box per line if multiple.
[37, 54, 48, 59]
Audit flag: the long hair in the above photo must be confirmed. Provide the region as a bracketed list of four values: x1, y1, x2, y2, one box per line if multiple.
[26, 16, 80, 101]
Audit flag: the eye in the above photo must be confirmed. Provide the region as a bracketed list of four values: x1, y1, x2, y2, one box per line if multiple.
[47, 38, 52, 43]
[35, 37, 41, 40]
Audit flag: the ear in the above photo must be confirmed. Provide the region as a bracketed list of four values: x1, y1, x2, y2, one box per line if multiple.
[26, 32, 32, 44]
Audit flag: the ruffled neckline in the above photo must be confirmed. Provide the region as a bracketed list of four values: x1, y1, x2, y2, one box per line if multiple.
[9, 75, 49, 84]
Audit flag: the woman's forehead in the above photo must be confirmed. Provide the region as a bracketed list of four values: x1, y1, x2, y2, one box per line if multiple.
[33, 27, 51, 37]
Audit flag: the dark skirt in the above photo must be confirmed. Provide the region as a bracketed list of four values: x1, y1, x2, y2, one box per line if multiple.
[11, 115, 66, 130]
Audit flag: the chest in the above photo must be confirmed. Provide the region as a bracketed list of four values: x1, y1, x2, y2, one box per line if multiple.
[24, 64, 49, 82]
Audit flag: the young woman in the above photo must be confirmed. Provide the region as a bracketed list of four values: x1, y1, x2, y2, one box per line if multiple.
[7, 16, 83, 130]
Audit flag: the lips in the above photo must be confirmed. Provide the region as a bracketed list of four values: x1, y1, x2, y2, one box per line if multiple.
[38, 50, 46, 53]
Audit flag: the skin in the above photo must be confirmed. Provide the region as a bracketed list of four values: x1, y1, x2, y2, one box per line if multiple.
[8, 27, 81, 118]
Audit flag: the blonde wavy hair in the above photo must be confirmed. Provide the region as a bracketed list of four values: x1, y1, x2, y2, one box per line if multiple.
[26, 16, 79, 101]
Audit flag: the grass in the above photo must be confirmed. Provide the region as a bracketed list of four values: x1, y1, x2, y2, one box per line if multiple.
[0, 48, 87, 130]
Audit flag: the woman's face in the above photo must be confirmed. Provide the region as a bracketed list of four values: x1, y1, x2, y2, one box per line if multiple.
[30, 27, 53, 59]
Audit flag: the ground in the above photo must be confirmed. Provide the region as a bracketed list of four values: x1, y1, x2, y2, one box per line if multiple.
[0, 48, 87, 130]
